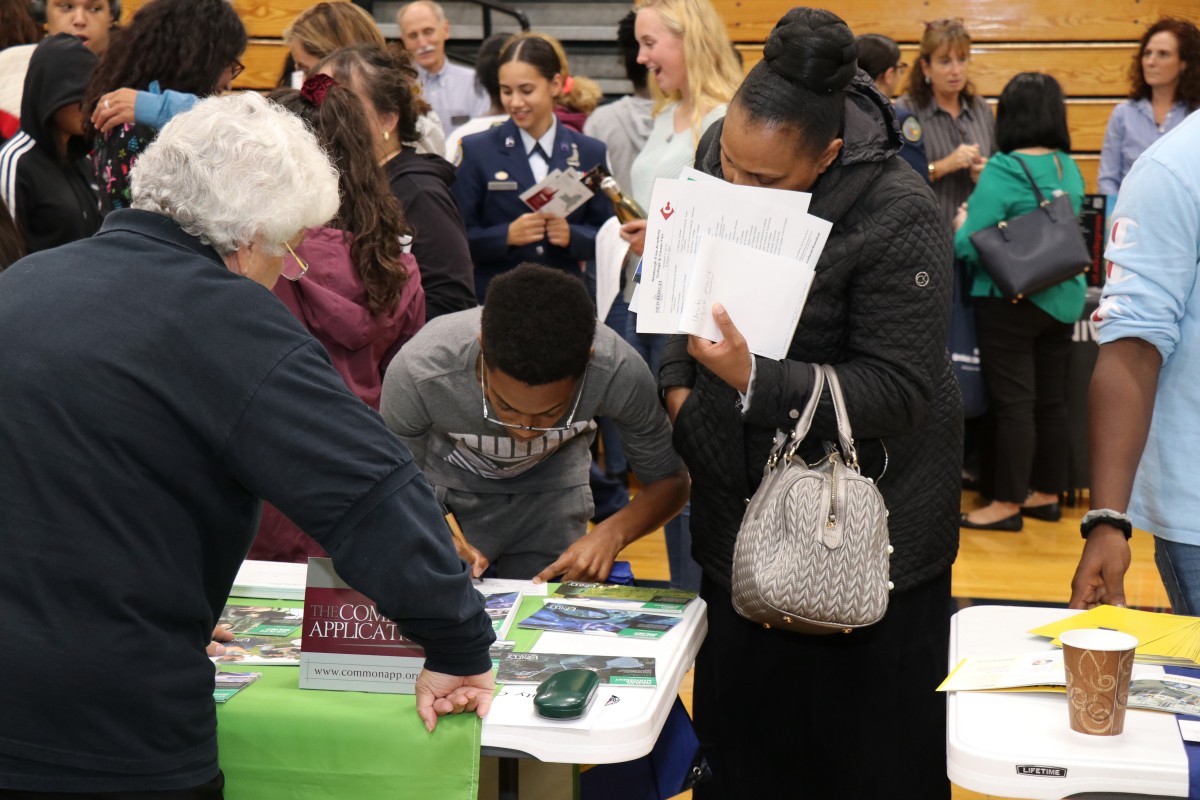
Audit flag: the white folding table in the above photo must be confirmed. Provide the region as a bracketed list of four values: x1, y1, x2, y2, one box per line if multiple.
[948, 605, 1189, 799]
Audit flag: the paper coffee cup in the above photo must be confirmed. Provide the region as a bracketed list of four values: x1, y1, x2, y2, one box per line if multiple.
[1061, 628, 1138, 736]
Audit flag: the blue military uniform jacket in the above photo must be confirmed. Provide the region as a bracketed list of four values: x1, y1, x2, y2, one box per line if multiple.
[452, 118, 613, 299]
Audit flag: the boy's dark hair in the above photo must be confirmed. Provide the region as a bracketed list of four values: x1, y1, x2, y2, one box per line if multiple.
[618, 11, 648, 91]
[854, 33, 900, 82]
[732, 7, 857, 159]
[995, 72, 1071, 153]
[481, 264, 595, 385]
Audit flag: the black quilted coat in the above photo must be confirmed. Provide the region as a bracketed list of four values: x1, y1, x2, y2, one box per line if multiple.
[660, 75, 963, 596]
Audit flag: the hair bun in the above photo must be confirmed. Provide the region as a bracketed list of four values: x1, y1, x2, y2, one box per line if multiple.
[763, 7, 858, 93]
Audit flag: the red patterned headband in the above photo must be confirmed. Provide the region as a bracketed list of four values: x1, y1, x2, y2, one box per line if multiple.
[300, 73, 337, 107]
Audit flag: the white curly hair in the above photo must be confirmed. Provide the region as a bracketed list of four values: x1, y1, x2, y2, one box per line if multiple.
[131, 92, 339, 255]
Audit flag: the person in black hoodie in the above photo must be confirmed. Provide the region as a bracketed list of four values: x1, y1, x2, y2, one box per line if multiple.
[0, 33, 100, 254]
[660, 8, 960, 799]
[318, 44, 479, 320]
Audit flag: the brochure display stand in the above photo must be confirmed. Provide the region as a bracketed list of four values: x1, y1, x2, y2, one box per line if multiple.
[948, 605, 1187, 799]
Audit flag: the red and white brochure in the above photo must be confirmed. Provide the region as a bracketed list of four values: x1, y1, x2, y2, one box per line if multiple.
[520, 168, 594, 217]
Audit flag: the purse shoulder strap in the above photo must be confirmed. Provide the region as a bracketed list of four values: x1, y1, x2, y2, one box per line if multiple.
[1010, 155, 1050, 208]
[820, 364, 860, 470]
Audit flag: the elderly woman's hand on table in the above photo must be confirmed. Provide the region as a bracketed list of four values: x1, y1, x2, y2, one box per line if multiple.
[415, 669, 496, 732]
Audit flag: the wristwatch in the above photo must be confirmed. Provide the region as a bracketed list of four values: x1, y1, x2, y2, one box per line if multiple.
[928, 162, 937, 180]
[1080, 508, 1134, 540]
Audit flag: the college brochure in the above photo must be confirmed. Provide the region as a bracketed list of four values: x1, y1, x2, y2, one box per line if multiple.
[940, 650, 1200, 716]
[214, 671, 262, 703]
[211, 604, 303, 666]
[634, 176, 830, 359]
[553, 582, 696, 614]
[489, 640, 515, 670]
[496, 652, 657, 686]
[520, 168, 594, 217]
[479, 589, 523, 639]
[517, 602, 683, 639]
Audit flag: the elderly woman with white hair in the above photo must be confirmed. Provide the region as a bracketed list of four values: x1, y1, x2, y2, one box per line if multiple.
[0, 92, 493, 795]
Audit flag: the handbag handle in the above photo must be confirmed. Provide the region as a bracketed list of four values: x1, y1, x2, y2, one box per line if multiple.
[779, 365, 860, 470]
[771, 365, 825, 467]
[820, 365, 860, 470]
[1010, 155, 1051, 209]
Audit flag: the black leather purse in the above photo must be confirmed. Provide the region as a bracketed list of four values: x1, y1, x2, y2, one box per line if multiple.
[968, 155, 1090, 301]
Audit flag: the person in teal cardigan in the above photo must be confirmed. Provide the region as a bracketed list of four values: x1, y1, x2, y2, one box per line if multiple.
[955, 72, 1086, 532]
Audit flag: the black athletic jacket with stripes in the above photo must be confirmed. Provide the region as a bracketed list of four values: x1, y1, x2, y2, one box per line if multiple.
[0, 34, 100, 255]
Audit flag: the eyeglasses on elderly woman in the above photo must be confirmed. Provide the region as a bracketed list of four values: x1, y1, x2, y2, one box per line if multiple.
[281, 241, 309, 281]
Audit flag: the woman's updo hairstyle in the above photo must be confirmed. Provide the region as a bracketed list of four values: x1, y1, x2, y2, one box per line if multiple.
[734, 8, 857, 157]
[498, 34, 563, 86]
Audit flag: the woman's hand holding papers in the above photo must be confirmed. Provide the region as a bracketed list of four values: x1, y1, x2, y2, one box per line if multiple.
[415, 669, 496, 733]
[688, 304, 752, 395]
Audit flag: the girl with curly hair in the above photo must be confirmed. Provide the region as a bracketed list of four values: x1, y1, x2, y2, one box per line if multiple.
[319, 44, 478, 319]
[84, 0, 245, 213]
[1098, 17, 1200, 194]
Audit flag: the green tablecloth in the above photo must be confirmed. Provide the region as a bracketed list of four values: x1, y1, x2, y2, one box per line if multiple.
[216, 592, 553, 799]
[217, 597, 481, 800]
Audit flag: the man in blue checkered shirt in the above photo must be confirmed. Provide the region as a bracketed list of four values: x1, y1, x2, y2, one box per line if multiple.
[398, 1, 490, 136]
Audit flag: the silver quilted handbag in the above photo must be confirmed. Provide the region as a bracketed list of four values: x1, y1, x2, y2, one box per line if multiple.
[731, 364, 893, 634]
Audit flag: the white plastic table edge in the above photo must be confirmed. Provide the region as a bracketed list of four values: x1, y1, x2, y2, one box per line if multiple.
[480, 597, 707, 764]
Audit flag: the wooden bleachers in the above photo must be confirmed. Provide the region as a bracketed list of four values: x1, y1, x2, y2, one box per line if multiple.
[117, 0, 1184, 191]
[716, 0, 1192, 192]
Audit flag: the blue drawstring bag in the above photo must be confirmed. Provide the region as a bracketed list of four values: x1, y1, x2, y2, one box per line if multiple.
[949, 260, 987, 419]
[580, 697, 709, 799]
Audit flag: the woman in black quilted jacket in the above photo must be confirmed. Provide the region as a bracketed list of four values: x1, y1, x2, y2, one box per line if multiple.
[658, 8, 962, 798]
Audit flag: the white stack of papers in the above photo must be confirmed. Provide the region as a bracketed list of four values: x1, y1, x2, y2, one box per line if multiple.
[231, 560, 308, 600]
[633, 169, 831, 360]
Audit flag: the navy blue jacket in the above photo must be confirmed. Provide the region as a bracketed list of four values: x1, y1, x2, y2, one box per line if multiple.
[0, 210, 492, 789]
[452, 118, 613, 296]
[895, 106, 931, 185]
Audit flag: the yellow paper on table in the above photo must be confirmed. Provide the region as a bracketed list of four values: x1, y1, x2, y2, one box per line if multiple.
[938, 652, 1069, 693]
[1028, 605, 1200, 662]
